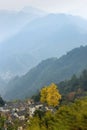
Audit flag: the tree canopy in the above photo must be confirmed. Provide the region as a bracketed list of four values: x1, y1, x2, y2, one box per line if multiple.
[0, 96, 5, 106]
[40, 83, 61, 107]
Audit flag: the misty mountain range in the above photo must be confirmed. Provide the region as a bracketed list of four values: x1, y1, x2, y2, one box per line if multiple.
[4, 45, 87, 100]
[0, 6, 46, 42]
[0, 7, 87, 80]
[0, 7, 47, 79]
[0, 7, 87, 99]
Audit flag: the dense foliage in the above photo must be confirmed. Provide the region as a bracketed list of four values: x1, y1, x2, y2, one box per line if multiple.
[26, 69, 87, 130]
[32, 69, 87, 103]
[26, 97, 87, 130]
[58, 69, 87, 102]
[0, 96, 5, 106]
[40, 83, 61, 106]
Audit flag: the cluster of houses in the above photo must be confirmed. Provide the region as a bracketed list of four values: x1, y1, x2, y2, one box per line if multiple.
[0, 99, 55, 130]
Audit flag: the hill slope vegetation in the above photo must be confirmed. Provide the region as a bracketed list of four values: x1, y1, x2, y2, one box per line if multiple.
[4, 46, 87, 100]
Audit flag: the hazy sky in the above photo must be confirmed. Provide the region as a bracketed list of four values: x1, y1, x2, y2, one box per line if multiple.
[0, 0, 87, 18]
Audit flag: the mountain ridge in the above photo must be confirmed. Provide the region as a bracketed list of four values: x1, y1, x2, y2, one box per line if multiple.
[4, 45, 87, 100]
[0, 14, 87, 80]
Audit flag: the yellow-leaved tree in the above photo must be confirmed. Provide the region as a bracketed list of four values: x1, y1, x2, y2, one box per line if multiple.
[40, 83, 61, 107]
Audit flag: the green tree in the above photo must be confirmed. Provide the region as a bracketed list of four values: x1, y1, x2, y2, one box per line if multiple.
[0, 96, 5, 106]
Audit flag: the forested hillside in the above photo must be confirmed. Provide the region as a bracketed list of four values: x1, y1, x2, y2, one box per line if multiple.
[4, 46, 87, 100]
[32, 69, 87, 103]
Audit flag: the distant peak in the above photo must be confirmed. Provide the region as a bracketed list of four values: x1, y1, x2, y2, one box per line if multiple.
[21, 6, 47, 15]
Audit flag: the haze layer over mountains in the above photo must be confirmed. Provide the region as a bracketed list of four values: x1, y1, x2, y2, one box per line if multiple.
[0, 7, 87, 79]
[0, 7, 87, 99]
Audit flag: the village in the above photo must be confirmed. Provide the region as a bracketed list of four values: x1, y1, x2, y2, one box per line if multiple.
[0, 99, 55, 130]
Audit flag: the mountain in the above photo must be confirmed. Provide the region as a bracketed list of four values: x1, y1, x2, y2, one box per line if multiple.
[0, 7, 47, 79]
[22, 6, 46, 15]
[4, 45, 87, 100]
[0, 6, 45, 42]
[0, 14, 87, 79]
